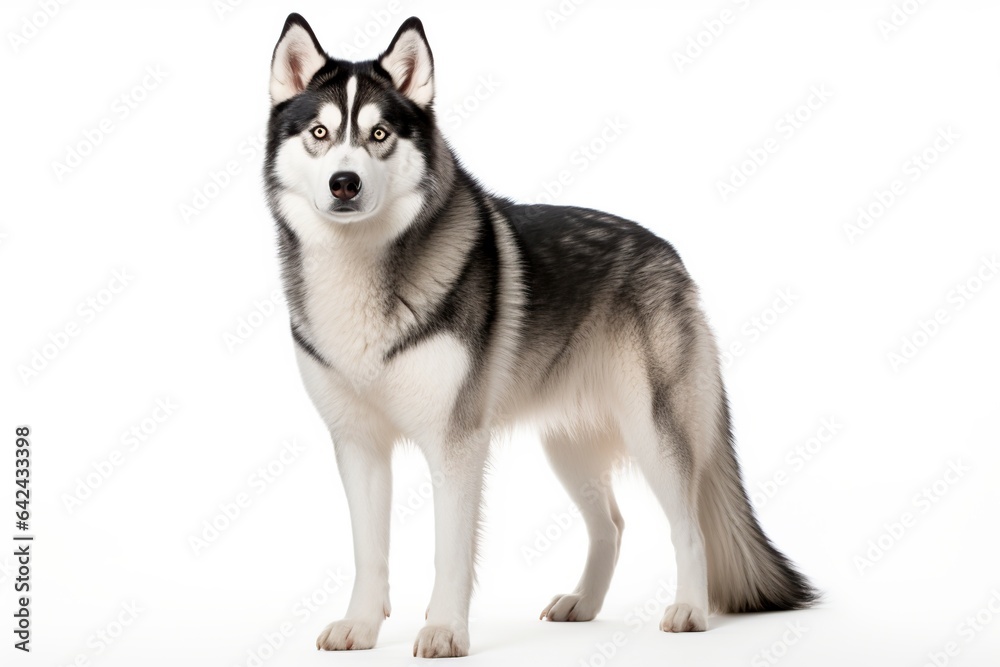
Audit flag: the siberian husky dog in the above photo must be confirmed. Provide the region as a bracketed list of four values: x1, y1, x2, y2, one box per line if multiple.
[264, 13, 817, 658]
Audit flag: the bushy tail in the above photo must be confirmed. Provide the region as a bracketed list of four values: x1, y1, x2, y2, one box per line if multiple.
[697, 401, 820, 613]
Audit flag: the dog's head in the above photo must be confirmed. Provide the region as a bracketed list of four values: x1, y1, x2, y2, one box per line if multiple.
[265, 14, 438, 232]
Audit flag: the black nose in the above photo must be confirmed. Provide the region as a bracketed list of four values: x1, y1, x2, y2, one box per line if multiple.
[330, 171, 362, 201]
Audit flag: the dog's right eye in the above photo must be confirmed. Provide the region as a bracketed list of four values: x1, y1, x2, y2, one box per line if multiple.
[311, 125, 328, 140]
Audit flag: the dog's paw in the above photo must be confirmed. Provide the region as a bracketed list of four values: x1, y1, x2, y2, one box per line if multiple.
[412, 624, 469, 658]
[659, 603, 708, 633]
[540, 593, 601, 622]
[316, 618, 380, 650]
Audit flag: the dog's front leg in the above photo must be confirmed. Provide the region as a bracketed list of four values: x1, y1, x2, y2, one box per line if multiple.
[413, 432, 489, 658]
[316, 437, 392, 651]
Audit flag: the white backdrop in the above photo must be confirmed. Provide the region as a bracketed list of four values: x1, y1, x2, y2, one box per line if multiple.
[3, 1, 999, 665]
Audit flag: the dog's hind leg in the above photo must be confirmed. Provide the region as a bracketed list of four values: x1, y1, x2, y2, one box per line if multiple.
[621, 376, 713, 633]
[539, 427, 624, 622]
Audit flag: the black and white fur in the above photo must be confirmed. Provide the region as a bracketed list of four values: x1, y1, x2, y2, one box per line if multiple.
[264, 14, 817, 658]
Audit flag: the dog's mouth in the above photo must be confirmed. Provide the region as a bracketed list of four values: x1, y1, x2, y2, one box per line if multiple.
[314, 194, 383, 224]
[315, 199, 375, 224]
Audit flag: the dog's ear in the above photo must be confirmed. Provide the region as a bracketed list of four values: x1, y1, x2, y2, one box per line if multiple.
[379, 17, 434, 109]
[270, 14, 327, 105]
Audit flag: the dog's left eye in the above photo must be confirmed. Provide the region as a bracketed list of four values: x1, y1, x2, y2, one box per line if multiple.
[311, 125, 328, 140]
[372, 127, 388, 142]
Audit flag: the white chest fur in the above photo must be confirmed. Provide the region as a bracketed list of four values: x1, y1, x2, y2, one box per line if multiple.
[297, 237, 399, 388]
[294, 238, 473, 441]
